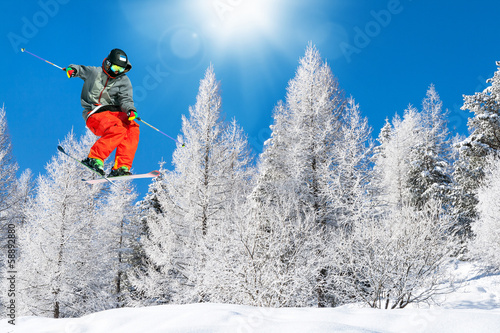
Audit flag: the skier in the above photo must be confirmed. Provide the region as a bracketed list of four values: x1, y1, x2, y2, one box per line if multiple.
[64, 48, 139, 177]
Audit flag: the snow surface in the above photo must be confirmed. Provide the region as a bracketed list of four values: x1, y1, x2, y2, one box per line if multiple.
[2, 262, 500, 333]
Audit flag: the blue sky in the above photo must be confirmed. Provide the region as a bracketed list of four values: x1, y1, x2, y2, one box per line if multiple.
[2, 0, 500, 197]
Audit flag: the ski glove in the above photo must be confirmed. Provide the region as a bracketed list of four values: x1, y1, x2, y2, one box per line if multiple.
[127, 110, 138, 121]
[64, 67, 77, 78]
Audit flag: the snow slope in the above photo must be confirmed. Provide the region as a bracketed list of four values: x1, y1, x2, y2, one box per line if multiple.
[2, 262, 500, 333]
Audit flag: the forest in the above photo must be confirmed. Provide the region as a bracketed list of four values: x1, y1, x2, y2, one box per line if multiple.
[1, 44, 500, 318]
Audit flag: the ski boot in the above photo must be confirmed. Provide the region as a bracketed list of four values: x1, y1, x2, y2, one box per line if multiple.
[108, 166, 132, 177]
[81, 157, 105, 176]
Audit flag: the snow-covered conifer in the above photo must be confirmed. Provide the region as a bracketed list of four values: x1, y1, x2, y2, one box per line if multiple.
[253, 43, 345, 226]
[135, 65, 253, 304]
[0, 106, 34, 312]
[0, 105, 19, 240]
[250, 44, 348, 307]
[453, 62, 500, 238]
[373, 86, 452, 212]
[328, 97, 374, 232]
[97, 180, 139, 307]
[471, 156, 500, 268]
[353, 86, 456, 308]
[407, 85, 453, 209]
[373, 106, 424, 209]
[17, 130, 111, 318]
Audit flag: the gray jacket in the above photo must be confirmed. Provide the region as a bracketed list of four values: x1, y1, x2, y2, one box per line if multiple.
[70, 64, 136, 121]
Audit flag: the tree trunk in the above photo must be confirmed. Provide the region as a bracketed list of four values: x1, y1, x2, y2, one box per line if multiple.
[317, 268, 328, 307]
[54, 301, 60, 318]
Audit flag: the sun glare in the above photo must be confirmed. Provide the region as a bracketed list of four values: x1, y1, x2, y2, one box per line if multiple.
[200, 0, 281, 45]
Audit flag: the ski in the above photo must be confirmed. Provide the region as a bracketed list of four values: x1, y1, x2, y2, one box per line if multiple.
[83, 170, 160, 184]
[57, 145, 116, 186]
[58, 145, 160, 186]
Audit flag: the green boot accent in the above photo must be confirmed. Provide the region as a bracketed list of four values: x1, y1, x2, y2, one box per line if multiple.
[81, 157, 105, 176]
[108, 166, 132, 177]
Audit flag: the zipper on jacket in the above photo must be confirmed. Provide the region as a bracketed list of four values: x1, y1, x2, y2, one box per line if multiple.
[98, 77, 110, 105]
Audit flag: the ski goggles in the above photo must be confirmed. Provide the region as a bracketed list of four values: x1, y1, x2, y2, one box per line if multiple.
[110, 63, 125, 73]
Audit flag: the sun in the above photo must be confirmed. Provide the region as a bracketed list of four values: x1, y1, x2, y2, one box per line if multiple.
[198, 0, 283, 46]
[213, 0, 273, 31]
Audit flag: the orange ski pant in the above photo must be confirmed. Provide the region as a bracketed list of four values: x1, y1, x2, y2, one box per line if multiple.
[86, 111, 140, 170]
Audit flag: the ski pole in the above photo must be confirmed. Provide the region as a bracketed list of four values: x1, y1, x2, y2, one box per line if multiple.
[21, 48, 65, 71]
[137, 117, 185, 147]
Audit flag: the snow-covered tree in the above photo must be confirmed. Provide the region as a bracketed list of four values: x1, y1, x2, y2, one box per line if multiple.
[358, 87, 457, 308]
[373, 105, 424, 209]
[453, 61, 500, 238]
[407, 85, 453, 209]
[470, 156, 500, 269]
[254, 43, 345, 221]
[0, 105, 18, 242]
[96, 180, 140, 307]
[0, 106, 34, 314]
[281, 43, 344, 228]
[0, 106, 18, 228]
[135, 65, 253, 304]
[373, 85, 452, 212]
[250, 101, 291, 206]
[250, 43, 348, 307]
[17, 130, 113, 318]
[206, 186, 323, 307]
[337, 200, 457, 309]
[328, 97, 374, 233]
[317, 97, 376, 306]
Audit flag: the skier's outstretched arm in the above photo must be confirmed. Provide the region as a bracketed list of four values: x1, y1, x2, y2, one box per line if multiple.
[63, 64, 97, 80]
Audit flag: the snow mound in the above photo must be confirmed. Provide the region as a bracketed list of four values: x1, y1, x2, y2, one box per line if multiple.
[2, 303, 500, 333]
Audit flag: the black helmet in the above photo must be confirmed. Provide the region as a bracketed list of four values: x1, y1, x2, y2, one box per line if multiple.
[103, 48, 132, 77]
